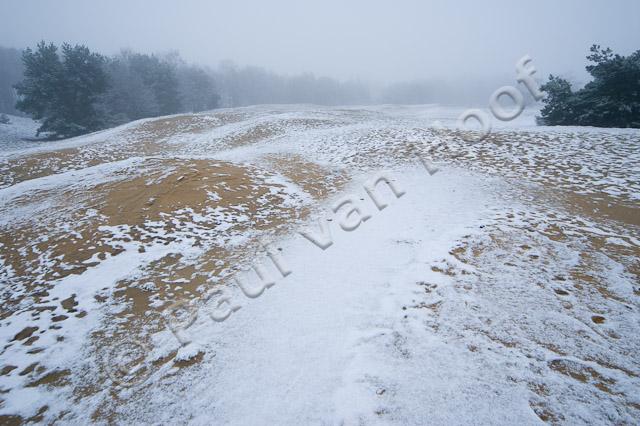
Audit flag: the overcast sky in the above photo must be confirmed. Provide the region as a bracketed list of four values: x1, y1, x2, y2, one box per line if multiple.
[1, 0, 638, 84]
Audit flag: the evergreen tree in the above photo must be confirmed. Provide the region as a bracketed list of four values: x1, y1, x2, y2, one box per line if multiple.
[14, 42, 62, 129]
[56, 43, 108, 136]
[539, 45, 640, 128]
[14, 42, 108, 138]
[538, 75, 575, 125]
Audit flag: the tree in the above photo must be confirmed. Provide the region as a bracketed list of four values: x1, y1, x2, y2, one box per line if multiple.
[56, 43, 108, 135]
[14, 42, 62, 127]
[99, 51, 160, 124]
[126, 53, 181, 116]
[538, 75, 575, 125]
[538, 45, 640, 128]
[178, 65, 219, 112]
[153, 61, 182, 115]
[14, 42, 108, 138]
[99, 50, 216, 125]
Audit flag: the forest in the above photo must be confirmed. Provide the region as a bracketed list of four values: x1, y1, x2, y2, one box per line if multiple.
[0, 42, 371, 137]
[2, 42, 638, 139]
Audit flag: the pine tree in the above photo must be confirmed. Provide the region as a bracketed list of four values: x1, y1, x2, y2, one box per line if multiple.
[14, 42, 108, 138]
[538, 75, 575, 125]
[55, 43, 108, 136]
[539, 45, 640, 128]
[14, 42, 63, 131]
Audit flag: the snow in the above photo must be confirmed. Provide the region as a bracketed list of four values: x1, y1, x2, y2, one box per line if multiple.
[123, 166, 541, 425]
[0, 114, 40, 151]
[0, 104, 638, 424]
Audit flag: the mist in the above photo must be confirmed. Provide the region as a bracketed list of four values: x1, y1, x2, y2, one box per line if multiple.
[0, 0, 640, 105]
[2, 0, 639, 86]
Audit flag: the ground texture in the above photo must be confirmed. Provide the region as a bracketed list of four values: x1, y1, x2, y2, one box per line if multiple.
[0, 105, 639, 425]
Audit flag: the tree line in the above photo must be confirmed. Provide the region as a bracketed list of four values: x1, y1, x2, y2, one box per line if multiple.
[2, 42, 638, 138]
[1, 42, 372, 139]
[1, 42, 222, 138]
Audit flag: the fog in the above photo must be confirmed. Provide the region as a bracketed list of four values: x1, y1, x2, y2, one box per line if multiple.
[1, 0, 639, 102]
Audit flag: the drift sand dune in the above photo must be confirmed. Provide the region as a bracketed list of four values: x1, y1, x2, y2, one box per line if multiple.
[0, 105, 639, 424]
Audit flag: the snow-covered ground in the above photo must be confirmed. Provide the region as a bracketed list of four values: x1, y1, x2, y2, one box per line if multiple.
[0, 114, 40, 152]
[115, 168, 539, 425]
[0, 105, 638, 424]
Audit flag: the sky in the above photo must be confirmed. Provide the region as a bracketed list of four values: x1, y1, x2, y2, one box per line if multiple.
[1, 0, 639, 85]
